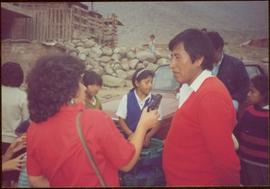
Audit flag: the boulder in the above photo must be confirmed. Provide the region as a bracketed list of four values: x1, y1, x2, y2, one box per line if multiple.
[129, 59, 140, 69]
[127, 51, 136, 59]
[146, 63, 158, 71]
[78, 53, 87, 61]
[112, 53, 121, 61]
[136, 50, 157, 62]
[84, 39, 96, 48]
[99, 56, 111, 63]
[115, 69, 128, 79]
[157, 58, 169, 65]
[102, 47, 113, 56]
[93, 66, 105, 75]
[69, 51, 78, 57]
[105, 64, 114, 75]
[102, 75, 126, 87]
[91, 46, 102, 57]
[136, 62, 145, 69]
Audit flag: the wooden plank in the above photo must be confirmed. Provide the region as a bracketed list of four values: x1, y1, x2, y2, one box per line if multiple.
[62, 10, 67, 41]
[41, 10, 44, 41]
[45, 9, 48, 41]
[42, 10, 45, 40]
[69, 8, 72, 40]
[53, 8, 56, 40]
[37, 11, 40, 41]
[56, 8, 58, 40]
[48, 8, 51, 40]
[63, 9, 65, 40]
[59, 9, 61, 40]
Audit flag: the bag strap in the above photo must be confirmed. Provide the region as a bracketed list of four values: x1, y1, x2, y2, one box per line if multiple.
[76, 111, 106, 186]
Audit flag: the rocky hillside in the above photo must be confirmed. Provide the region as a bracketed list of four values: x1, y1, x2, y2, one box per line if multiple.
[91, 1, 268, 47]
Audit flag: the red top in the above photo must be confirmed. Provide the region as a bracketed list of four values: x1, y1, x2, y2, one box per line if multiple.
[163, 77, 240, 186]
[27, 103, 135, 187]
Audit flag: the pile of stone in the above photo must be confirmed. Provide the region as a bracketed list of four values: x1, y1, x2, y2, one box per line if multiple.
[56, 38, 170, 88]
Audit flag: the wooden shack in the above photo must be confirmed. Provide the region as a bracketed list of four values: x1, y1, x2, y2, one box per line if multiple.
[1, 2, 122, 48]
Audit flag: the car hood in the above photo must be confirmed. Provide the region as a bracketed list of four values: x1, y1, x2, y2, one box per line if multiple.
[102, 91, 178, 121]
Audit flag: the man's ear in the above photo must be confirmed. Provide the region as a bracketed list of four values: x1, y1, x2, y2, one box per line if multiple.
[194, 56, 204, 67]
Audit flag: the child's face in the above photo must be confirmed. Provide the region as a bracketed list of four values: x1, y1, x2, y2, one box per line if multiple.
[247, 84, 264, 105]
[86, 84, 101, 97]
[135, 76, 153, 96]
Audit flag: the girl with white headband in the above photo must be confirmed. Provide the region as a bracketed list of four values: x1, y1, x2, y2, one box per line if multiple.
[116, 68, 162, 147]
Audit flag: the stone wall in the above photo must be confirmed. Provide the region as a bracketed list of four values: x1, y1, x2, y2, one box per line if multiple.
[1, 40, 65, 83]
[1, 38, 171, 88]
[60, 37, 171, 87]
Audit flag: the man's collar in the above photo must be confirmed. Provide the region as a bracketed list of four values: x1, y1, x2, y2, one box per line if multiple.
[189, 70, 213, 92]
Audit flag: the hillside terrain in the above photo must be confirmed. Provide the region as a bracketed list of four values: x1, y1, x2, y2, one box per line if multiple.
[91, 1, 268, 47]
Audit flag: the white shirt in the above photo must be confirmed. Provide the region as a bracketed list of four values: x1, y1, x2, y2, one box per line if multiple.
[1, 86, 29, 143]
[178, 70, 213, 108]
[116, 90, 162, 120]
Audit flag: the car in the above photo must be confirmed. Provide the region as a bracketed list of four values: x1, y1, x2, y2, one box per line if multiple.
[102, 63, 267, 140]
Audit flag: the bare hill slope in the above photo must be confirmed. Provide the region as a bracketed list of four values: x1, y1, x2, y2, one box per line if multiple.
[89, 1, 268, 47]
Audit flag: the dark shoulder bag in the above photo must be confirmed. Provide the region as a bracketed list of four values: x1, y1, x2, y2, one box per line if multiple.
[76, 112, 106, 186]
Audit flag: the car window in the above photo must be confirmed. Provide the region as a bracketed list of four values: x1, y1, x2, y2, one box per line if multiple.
[245, 65, 264, 79]
[153, 65, 179, 91]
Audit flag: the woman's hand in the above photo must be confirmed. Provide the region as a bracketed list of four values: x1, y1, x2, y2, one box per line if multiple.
[138, 108, 160, 131]
[2, 153, 26, 171]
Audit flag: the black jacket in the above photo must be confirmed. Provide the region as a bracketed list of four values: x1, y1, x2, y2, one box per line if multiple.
[217, 54, 250, 103]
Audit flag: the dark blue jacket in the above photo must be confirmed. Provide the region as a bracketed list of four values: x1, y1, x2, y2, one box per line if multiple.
[217, 54, 250, 103]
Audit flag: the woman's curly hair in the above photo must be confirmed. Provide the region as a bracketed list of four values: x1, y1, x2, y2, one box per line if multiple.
[27, 55, 85, 123]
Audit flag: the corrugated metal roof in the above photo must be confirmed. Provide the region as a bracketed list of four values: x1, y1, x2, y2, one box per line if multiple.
[1, 3, 33, 18]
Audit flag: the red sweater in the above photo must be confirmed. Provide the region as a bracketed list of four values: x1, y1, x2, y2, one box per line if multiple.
[27, 103, 135, 186]
[163, 77, 240, 186]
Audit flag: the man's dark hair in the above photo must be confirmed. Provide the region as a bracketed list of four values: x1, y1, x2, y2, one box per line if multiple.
[169, 28, 214, 70]
[206, 31, 224, 50]
[132, 68, 155, 88]
[251, 74, 269, 103]
[1, 62, 24, 87]
[27, 55, 85, 123]
[83, 70, 103, 86]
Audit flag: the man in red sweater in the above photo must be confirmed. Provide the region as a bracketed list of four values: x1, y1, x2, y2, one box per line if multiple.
[162, 28, 240, 186]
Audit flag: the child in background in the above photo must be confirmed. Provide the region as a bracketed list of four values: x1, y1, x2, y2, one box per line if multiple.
[82, 70, 103, 110]
[15, 119, 31, 188]
[116, 68, 162, 147]
[148, 34, 156, 54]
[2, 62, 29, 187]
[235, 75, 269, 186]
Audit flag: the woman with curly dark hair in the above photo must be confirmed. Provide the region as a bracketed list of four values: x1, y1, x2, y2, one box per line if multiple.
[26, 55, 159, 187]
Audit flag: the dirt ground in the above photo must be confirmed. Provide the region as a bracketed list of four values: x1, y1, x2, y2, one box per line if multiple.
[99, 86, 130, 102]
